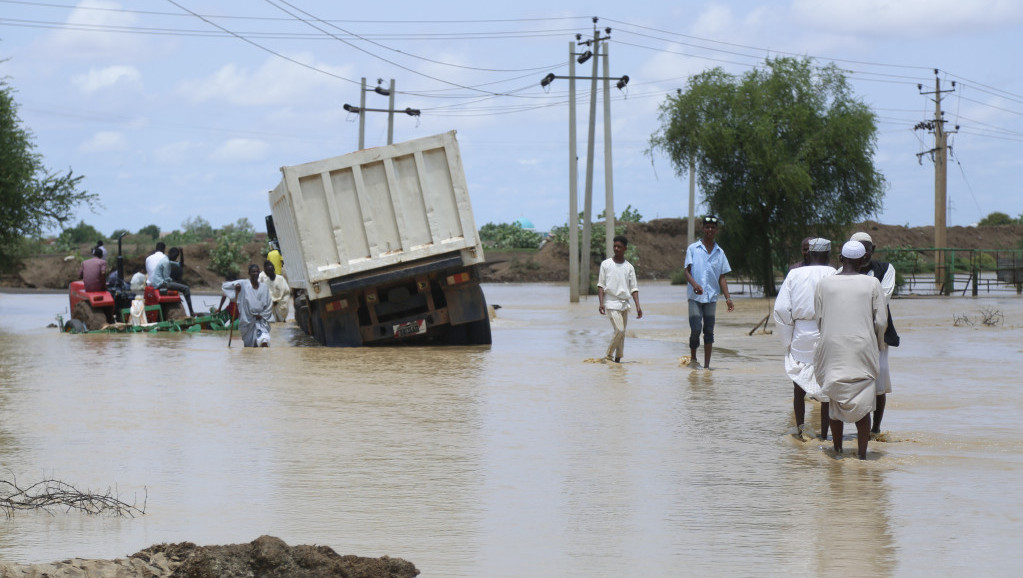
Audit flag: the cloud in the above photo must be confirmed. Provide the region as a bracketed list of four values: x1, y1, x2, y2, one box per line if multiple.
[154, 141, 200, 165]
[790, 0, 1023, 37]
[79, 131, 128, 153]
[178, 54, 354, 107]
[72, 65, 142, 93]
[49, 0, 145, 61]
[210, 139, 270, 163]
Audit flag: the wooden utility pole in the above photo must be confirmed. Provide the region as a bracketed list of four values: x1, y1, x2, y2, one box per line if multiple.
[916, 70, 956, 294]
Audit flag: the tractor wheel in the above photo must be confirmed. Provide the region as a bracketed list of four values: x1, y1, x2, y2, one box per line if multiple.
[164, 302, 187, 321]
[72, 300, 108, 331]
[64, 318, 88, 333]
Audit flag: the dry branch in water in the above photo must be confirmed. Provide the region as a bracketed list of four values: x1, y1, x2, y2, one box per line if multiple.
[0, 476, 146, 518]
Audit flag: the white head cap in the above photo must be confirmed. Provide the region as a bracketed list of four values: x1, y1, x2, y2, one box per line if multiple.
[807, 238, 831, 252]
[842, 240, 866, 259]
[850, 232, 872, 244]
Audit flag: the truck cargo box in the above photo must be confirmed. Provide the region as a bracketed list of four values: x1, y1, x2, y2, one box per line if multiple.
[269, 131, 485, 298]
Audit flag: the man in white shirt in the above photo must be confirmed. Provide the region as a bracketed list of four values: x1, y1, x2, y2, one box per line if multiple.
[145, 242, 166, 286]
[597, 235, 643, 363]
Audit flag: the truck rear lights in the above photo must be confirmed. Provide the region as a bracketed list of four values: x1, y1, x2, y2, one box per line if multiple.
[446, 272, 471, 285]
[324, 299, 348, 312]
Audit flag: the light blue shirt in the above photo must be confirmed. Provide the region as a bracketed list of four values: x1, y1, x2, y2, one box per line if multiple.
[685, 240, 732, 303]
[149, 256, 171, 288]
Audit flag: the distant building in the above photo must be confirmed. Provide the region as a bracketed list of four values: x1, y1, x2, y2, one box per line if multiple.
[515, 217, 535, 232]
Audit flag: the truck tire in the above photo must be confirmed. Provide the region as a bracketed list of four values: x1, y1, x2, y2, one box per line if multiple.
[72, 300, 108, 331]
[465, 317, 492, 345]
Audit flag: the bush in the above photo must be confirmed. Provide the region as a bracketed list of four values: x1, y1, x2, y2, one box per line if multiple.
[478, 221, 542, 249]
[207, 219, 256, 277]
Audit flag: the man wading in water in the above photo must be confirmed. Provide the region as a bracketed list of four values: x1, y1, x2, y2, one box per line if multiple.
[684, 215, 733, 369]
[813, 241, 887, 459]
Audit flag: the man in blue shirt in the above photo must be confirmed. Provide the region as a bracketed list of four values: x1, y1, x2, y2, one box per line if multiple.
[684, 215, 734, 369]
[150, 254, 194, 316]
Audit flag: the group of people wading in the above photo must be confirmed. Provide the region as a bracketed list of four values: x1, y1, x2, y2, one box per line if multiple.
[596, 216, 897, 460]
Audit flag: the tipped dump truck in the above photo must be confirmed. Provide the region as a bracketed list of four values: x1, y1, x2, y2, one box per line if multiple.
[267, 131, 491, 346]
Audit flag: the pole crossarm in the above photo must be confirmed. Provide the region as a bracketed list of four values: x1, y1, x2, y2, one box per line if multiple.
[343, 104, 420, 116]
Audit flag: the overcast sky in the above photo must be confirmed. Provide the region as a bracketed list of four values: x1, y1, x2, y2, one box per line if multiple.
[2, 0, 1022, 238]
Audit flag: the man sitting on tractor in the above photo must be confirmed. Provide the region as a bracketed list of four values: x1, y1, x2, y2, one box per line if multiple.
[78, 247, 107, 292]
[150, 252, 195, 316]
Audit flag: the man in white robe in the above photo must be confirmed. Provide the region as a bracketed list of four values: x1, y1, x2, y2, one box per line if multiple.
[258, 260, 291, 322]
[223, 264, 273, 347]
[774, 237, 836, 439]
[851, 231, 896, 434]
[814, 241, 887, 459]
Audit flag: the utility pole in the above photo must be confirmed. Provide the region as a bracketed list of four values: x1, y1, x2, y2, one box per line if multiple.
[568, 41, 579, 302]
[915, 70, 957, 295]
[540, 20, 629, 302]
[344, 78, 419, 150]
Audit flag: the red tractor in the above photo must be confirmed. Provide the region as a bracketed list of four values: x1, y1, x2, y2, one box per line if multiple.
[66, 234, 187, 331]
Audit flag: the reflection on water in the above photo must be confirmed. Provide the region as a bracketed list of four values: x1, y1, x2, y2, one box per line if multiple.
[0, 287, 1022, 576]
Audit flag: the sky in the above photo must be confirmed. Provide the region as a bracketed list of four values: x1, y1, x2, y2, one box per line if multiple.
[2, 0, 1023, 239]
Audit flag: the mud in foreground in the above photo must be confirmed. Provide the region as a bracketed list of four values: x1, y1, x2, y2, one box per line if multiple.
[0, 535, 419, 578]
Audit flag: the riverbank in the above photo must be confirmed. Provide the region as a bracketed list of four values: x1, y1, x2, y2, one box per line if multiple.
[3, 219, 1020, 289]
[0, 535, 419, 578]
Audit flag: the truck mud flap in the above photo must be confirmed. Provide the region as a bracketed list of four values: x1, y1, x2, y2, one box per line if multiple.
[442, 282, 487, 325]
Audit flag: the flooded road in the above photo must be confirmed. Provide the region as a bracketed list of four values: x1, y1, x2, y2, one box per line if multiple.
[1, 284, 1021, 577]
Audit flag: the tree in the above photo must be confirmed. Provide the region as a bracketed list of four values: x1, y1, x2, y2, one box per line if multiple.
[1, 78, 97, 269]
[182, 215, 215, 239]
[137, 224, 160, 239]
[56, 220, 104, 251]
[977, 211, 1016, 226]
[650, 57, 886, 295]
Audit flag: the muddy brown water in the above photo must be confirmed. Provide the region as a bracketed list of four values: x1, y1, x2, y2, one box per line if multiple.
[0, 284, 1021, 577]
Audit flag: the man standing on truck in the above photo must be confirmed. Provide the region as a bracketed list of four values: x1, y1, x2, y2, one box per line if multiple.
[223, 264, 273, 347]
[597, 235, 642, 363]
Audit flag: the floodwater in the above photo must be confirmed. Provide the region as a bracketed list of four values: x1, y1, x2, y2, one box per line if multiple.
[0, 283, 1021, 577]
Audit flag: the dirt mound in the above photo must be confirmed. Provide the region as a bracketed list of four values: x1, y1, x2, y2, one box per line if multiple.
[3, 240, 269, 291]
[0, 535, 419, 578]
[480, 219, 1023, 283]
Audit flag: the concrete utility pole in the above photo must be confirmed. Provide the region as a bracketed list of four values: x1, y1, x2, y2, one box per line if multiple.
[568, 42, 579, 302]
[687, 155, 696, 247]
[602, 41, 615, 259]
[343, 78, 419, 150]
[580, 25, 601, 297]
[540, 20, 629, 302]
[916, 70, 957, 294]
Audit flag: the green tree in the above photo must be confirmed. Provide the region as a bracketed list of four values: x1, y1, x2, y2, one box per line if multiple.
[1, 78, 98, 269]
[182, 215, 214, 239]
[650, 57, 885, 296]
[56, 220, 104, 251]
[977, 211, 1016, 226]
[137, 224, 160, 239]
[208, 218, 256, 277]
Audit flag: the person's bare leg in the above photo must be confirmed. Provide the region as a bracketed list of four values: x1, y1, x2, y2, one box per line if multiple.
[831, 419, 844, 454]
[856, 415, 871, 459]
[872, 394, 886, 433]
[793, 383, 806, 433]
[704, 344, 713, 368]
[820, 402, 830, 440]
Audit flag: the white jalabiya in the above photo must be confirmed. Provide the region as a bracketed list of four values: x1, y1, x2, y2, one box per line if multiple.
[866, 263, 896, 395]
[773, 265, 837, 400]
[813, 275, 887, 423]
[258, 271, 291, 322]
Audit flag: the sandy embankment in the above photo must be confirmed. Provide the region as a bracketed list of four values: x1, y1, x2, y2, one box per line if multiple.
[0, 535, 419, 578]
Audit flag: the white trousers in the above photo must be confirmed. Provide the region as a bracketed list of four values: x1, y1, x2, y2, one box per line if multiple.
[605, 308, 629, 360]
